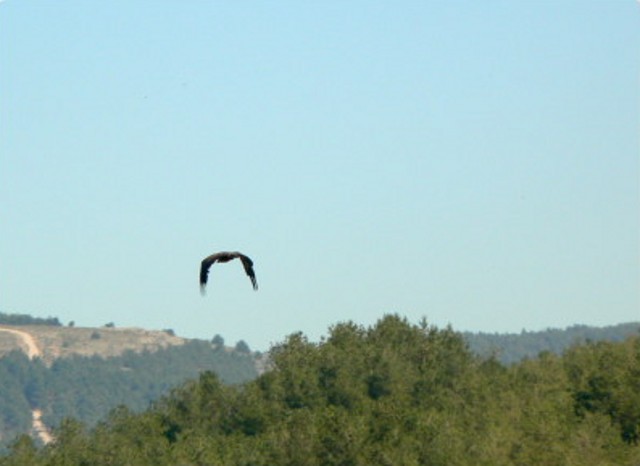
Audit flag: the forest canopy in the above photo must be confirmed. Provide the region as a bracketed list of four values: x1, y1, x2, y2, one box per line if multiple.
[2, 315, 639, 466]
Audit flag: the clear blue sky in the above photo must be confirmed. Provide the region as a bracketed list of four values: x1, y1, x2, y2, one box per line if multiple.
[1, 1, 638, 351]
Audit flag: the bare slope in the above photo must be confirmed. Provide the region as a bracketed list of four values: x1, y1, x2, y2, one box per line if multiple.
[0, 325, 185, 365]
[0, 327, 41, 359]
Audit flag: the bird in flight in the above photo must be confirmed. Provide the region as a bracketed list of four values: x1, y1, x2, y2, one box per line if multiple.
[199, 251, 258, 294]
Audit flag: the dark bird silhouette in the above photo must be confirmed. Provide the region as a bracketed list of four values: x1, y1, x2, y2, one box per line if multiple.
[200, 251, 258, 294]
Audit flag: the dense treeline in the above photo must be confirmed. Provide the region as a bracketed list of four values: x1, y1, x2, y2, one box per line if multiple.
[0, 313, 61, 327]
[0, 341, 257, 449]
[2, 315, 638, 465]
[464, 322, 640, 365]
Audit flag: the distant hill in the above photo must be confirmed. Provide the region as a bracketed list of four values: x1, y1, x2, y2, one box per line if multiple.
[0, 325, 187, 365]
[463, 322, 640, 365]
[0, 314, 261, 451]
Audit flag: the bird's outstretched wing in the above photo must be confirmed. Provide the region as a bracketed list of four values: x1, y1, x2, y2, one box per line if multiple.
[199, 253, 220, 294]
[199, 251, 258, 293]
[238, 254, 258, 290]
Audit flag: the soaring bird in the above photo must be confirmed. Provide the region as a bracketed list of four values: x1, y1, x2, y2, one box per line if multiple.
[199, 251, 258, 294]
